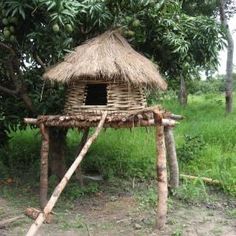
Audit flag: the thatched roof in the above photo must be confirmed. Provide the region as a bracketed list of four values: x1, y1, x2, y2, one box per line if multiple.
[43, 30, 167, 90]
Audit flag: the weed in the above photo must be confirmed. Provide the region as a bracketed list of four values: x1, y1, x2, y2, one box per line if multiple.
[62, 181, 99, 200]
[227, 209, 236, 219]
[173, 179, 209, 203]
[138, 187, 157, 208]
[171, 228, 183, 236]
[177, 135, 206, 163]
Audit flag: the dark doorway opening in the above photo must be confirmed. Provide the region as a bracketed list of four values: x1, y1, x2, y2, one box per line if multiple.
[85, 84, 107, 105]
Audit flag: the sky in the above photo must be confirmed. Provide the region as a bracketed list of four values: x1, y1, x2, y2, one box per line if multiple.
[217, 14, 236, 75]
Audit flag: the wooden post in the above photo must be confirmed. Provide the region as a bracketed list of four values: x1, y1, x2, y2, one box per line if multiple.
[26, 112, 107, 236]
[39, 124, 49, 209]
[154, 112, 168, 230]
[164, 126, 179, 189]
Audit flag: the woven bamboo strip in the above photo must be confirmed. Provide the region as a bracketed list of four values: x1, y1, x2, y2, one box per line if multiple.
[64, 81, 147, 114]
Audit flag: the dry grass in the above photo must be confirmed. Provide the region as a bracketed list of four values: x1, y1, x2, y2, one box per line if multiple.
[43, 30, 167, 90]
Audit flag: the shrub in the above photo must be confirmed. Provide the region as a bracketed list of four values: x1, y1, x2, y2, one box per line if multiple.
[146, 89, 177, 105]
[188, 79, 225, 95]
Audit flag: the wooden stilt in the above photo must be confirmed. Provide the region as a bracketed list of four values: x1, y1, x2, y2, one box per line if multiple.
[26, 112, 107, 236]
[164, 127, 179, 189]
[154, 111, 168, 230]
[75, 128, 90, 185]
[39, 124, 49, 209]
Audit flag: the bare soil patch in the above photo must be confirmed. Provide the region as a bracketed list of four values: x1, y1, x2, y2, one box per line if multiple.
[1, 186, 235, 236]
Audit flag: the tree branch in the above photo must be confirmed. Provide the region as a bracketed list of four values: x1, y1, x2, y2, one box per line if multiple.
[0, 85, 19, 97]
[21, 92, 36, 114]
[0, 42, 36, 114]
[33, 53, 47, 71]
[0, 42, 16, 56]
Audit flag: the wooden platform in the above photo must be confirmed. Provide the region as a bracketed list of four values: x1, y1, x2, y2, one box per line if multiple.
[24, 105, 181, 128]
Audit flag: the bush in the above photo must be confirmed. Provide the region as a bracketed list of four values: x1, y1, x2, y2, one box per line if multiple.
[146, 89, 177, 105]
[0, 128, 40, 180]
[188, 79, 225, 95]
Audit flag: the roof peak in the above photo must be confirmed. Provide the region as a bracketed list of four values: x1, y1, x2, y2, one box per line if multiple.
[43, 30, 167, 90]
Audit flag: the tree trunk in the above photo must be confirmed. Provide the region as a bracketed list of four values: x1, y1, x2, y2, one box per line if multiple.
[178, 76, 188, 106]
[219, 0, 234, 113]
[164, 127, 179, 189]
[48, 128, 67, 179]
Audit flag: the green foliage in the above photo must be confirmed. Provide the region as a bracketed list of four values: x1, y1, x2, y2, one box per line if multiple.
[218, 155, 236, 196]
[182, 0, 220, 17]
[62, 182, 99, 200]
[177, 135, 206, 163]
[171, 229, 183, 236]
[173, 178, 209, 203]
[188, 79, 225, 95]
[1, 93, 236, 196]
[0, 128, 40, 180]
[68, 128, 156, 180]
[146, 89, 178, 106]
[138, 187, 157, 208]
[0, 159, 8, 179]
[182, 0, 236, 18]
[227, 209, 236, 219]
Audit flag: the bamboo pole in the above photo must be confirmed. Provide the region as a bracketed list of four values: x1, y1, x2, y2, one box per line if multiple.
[164, 127, 179, 189]
[26, 112, 107, 236]
[39, 124, 49, 209]
[180, 174, 221, 185]
[154, 113, 168, 230]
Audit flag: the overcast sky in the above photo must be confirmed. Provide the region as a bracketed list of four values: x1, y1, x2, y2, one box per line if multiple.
[217, 14, 236, 75]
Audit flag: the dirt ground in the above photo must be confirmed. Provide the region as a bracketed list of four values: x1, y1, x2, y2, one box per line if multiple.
[0, 184, 236, 236]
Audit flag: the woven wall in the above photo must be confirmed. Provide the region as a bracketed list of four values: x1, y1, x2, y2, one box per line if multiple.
[64, 80, 147, 115]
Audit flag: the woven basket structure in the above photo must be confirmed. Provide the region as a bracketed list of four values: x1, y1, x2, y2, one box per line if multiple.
[64, 80, 147, 115]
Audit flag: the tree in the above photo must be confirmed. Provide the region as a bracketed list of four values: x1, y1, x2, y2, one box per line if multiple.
[0, 0, 225, 175]
[182, 0, 235, 109]
[219, 0, 234, 113]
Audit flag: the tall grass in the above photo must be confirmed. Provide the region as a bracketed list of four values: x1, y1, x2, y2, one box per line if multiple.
[1, 93, 236, 195]
[164, 93, 236, 195]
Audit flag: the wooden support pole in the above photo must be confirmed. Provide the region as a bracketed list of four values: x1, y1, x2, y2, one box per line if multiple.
[154, 112, 168, 230]
[39, 124, 49, 209]
[26, 112, 107, 236]
[164, 127, 179, 189]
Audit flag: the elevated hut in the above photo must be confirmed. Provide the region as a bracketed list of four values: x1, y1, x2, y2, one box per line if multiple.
[43, 31, 167, 115]
[25, 30, 182, 235]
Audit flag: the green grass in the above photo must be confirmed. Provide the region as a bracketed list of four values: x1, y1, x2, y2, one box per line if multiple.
[164, 94, 236, 195]
[1, 92, 236, 196]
